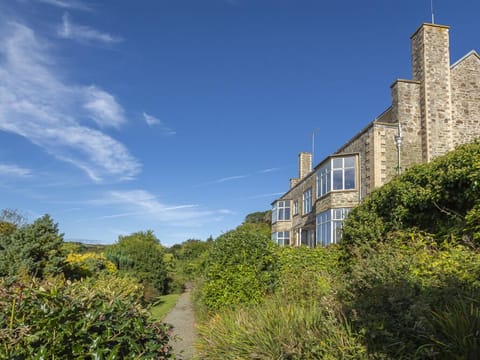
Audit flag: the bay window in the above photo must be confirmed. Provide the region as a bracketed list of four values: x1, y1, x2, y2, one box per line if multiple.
[272, 200, 291, 223]
[317, 156, 356, 197]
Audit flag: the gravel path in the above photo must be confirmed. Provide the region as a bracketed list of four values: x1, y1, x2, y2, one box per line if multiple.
[163, 287, 197, 359]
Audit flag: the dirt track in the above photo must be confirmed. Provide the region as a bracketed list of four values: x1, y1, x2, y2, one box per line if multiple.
[163, 287, 197, 359]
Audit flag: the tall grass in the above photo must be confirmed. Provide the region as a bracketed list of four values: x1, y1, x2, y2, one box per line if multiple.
[418, 296, 480, 359]
[196, 297, 366, 360]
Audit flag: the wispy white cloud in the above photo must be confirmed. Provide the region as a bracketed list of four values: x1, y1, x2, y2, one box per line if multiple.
[0, 22, 140, 182]
[215, 175, 249, 183]
[58, 13, 122, 44]
[91, 189, 231, 226]
[84, 86, 126, 128]
[196, 175, 249, 187]
[0, 163, 32, 178]
[247, 192, 284, 199]
[36, 0, 92, 11]
[142, 112, 176, 134]
[258, 167, 280, 174]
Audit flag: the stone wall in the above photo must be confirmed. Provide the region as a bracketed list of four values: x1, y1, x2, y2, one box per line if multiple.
[336, 126, 374, 198]
[411, 23, 453, 161]
[391, 80, 423, 171]
[451, 52, 480, 147]
[315, 191, 359, 215]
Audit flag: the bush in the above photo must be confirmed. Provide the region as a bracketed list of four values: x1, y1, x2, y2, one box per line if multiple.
[106, 231, 168, 299]
[276, 245, 340, 303]
[200, 223, 278, 311]
[0, 275, 173, 359]
[65, 252, 117, 279]
[344, 232, 480, 358]
[342, 142, 480, 250]
[0, 214, 65, 279]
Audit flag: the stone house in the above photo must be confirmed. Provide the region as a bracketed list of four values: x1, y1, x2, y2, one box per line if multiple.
[271, 22, 480, 247]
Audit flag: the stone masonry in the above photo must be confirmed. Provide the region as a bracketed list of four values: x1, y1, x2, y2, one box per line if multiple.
[272, 22, 480, 247]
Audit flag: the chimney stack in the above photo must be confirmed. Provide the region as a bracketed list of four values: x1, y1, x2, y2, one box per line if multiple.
[298, 152, 312, 179]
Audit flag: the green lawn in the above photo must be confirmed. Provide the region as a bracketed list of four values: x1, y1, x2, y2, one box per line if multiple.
[149, 293, 181, 321]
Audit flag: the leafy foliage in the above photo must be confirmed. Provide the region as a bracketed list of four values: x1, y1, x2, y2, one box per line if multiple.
[0, 214, 65, 279]
[105, 230, 168, 298]
[168, 239, 210, 281]
[199, 223, 278, 311]
[65, 252, 117, 279]
[276, 245, 340, 303]
[196, 144, 480, 359]
[342, 142, 480, 249]
[344, 232, 480, 358]
[0, 275, 173, 359]
[244, 210, 272, 225]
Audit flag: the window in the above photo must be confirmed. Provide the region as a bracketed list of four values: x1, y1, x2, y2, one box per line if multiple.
[272, 200, 290, 223]
[317, 156, 356, 197]
[303, 188, 312, 214]
[272, 231, 290, 246]
[316, 208, 351, 246]
[293, 200, 299, 215]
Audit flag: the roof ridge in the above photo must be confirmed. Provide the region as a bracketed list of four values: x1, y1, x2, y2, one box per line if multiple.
[451, 50, 480, 69]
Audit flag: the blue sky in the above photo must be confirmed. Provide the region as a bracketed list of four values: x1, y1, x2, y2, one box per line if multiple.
[0, 0, 478, 246]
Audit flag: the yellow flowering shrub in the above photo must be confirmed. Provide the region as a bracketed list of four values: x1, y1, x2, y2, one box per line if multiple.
[66, 252, 117, 279]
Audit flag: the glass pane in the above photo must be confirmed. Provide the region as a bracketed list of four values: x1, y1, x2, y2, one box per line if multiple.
[344, 156, 355, 168]
[285, 208, 290, 220]
[326, 221, 331, 246]
[332, 158, 343, 168]
[333, 209, 342, 219]
[345, 168, 355, 189]
[333, 170, 343, 190]
[326, 170, 331, 192]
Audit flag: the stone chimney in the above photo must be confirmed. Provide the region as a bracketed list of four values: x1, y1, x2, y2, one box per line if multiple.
[411, 23, 453, 161]
[290, 178, 299, 188]
[298, 152, 312, 179]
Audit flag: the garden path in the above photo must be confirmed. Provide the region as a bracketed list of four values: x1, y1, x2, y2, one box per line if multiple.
[163, 285, 197, 359]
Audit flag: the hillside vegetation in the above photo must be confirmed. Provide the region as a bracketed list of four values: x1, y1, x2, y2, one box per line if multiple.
[0, 215, 174, 359]
[195, 142, 480, 359]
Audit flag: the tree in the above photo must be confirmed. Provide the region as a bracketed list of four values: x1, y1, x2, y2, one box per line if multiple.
[0, 214, 65, 278]
[244, 210, 272, 225]
[105, 231, 168, 297]
[0, 209, 26, 237]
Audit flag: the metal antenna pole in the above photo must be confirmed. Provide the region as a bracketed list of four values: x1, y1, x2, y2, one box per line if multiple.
[312, 129, 319, 165]
[431, 0, 435, 24]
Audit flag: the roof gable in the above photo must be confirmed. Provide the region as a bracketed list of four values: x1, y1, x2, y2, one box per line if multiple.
[451, 50, 480, 69]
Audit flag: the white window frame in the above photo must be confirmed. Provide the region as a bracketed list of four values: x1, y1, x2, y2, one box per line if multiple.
[303, 188, 312, 214]
[272, 231, 290, 246]
[317, 156, 356, 198]
[316, 208, 351, 246]
[293, 200, 299, 216]
[272, 200, 291, 223]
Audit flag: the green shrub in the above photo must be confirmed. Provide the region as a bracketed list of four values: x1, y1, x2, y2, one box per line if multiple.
[342, 142, 480, 251]
[64, 252, 117, 279]
[106, 230, 168, 299]
[276, 245, 340, 303]
[200, 223, 278, 311]
[344, 232, 480, 358]
[0, 214, 65, 279]
[0, 275, 173, 359]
